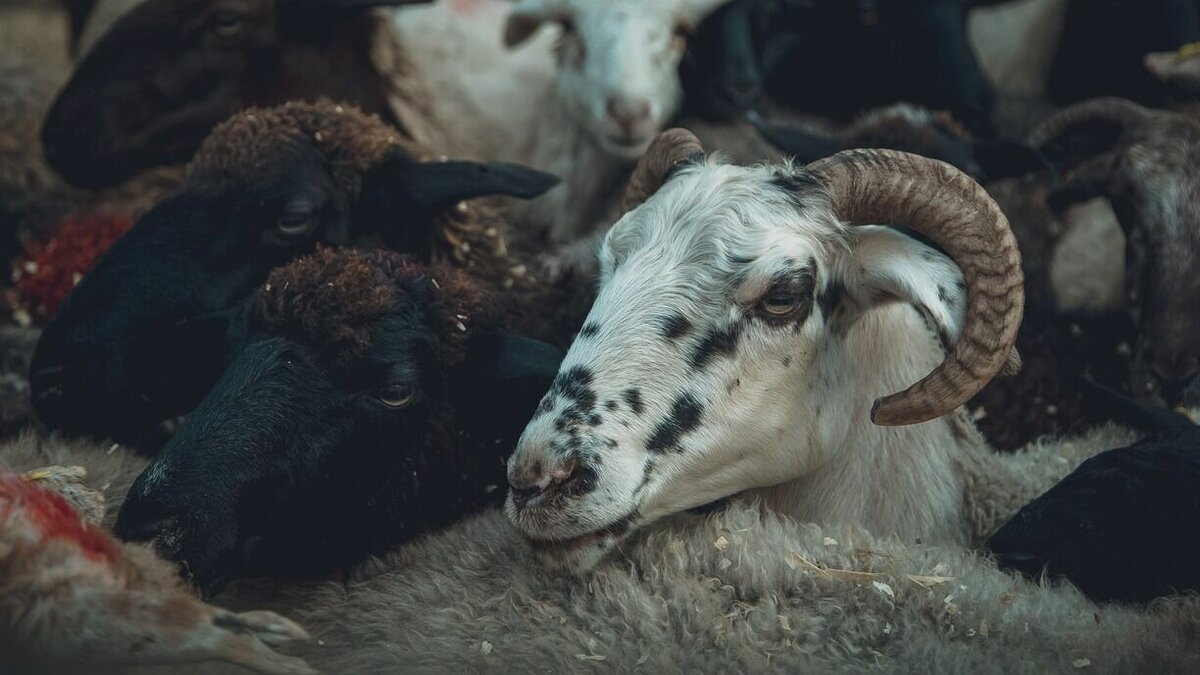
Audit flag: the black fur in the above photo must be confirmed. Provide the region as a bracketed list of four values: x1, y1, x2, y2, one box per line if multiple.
[646, 393, 705, 453]
[116, 281, 562, 595]
[689, 321, 743, 371]
[660, 313, 693, 341]
[988, 382, 1200, 604]
[30, 142, 556, 443]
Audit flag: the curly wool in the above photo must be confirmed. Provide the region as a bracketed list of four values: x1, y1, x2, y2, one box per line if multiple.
[256, 248, 495, 366]
[190, 99, 417, 201]
[212, 425, 1198, 675]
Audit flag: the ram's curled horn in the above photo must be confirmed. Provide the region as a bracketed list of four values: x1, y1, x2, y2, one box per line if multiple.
[1026, 97, 1151, 150]
[809, 149, 1024, 427]
[622, 128, 705, 212]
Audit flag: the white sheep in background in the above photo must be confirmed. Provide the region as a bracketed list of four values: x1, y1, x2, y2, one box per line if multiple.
[387, 0, 735, 259]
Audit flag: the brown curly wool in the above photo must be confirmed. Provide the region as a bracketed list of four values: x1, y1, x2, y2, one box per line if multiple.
[257, 248, 495, 365]
[190, 99, 419, 200]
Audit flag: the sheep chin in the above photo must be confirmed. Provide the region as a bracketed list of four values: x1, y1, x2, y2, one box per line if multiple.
[526, 528, 625, 576]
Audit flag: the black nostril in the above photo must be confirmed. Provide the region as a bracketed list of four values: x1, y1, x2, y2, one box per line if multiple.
[508, 457, 580, 507]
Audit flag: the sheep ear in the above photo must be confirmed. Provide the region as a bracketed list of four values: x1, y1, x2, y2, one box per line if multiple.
[504, 2, 553, 47]
[826, 225, 968, 359]
[357, 154, 559, 250]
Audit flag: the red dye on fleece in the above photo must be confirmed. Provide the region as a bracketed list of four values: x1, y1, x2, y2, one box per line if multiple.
[0, 472, 118, 562]
[13, 212, 134, 320]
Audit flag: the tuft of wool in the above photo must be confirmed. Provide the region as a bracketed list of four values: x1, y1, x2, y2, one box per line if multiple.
[10, 212, 134, 321]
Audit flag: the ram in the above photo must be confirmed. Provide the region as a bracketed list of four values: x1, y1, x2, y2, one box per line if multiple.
[1030, 97, 1200, 410]
[30, 101, 564, 443]
[504, 128, 1034, 572]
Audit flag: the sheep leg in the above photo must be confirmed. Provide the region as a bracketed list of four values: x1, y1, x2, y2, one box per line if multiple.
[64, 589, 317, 675]
[1045, 154, 1117, 214]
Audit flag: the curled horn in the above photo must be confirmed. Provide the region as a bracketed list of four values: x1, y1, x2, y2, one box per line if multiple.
[622, 128, 705, 212]
[1027, 97, 1151, 163]
[810, 150, 1024, 426]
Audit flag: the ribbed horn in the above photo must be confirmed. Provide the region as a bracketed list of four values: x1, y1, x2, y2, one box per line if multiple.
[809, 149, 1024, 426]
[622, 128, 704, 212]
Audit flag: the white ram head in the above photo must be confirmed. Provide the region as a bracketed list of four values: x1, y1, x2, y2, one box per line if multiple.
[505, 129, 1025, 573]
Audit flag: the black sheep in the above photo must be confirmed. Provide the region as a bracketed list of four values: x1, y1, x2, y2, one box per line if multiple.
[115, 248, 563, 594]
[29, 101, 564, 445]
[988, 381, 1200, 603]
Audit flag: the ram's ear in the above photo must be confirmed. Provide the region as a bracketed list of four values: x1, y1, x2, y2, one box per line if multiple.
[504, 0, 558, 48]
[455, 335, 565, 444]
[826, 225, 968, 358]
[356, 153, 559, 251]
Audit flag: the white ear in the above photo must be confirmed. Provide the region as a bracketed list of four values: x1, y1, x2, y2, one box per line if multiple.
[827, 225, 967, 352]
[504, 0, 559, 47]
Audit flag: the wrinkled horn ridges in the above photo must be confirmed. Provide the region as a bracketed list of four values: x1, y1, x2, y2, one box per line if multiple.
[622, 128, 705, 212]
[810, 149, 1024, 426]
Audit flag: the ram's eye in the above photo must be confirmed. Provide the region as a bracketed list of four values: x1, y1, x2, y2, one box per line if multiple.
[377, 384, 416, 409]
[760, 292, 800, 316]
[274, 209, 317, 238]
[211, 10, 244, 37]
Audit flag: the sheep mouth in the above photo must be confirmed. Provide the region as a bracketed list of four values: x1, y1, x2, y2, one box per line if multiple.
[523, 511, 638, 555]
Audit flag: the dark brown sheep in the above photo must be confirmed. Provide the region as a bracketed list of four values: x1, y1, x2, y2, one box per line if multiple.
[30, 99, 585, 445]
[115, 247, 562, 592]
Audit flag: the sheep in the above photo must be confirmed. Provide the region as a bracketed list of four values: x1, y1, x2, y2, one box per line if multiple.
[989, 381, 1200, 603]
[30, 100, 568, 444]
[1029, 97, 1200, 410]
[503, 128, 1035, 573]
[41, 0, 440, 189]
[114, 247, 564, 593]
[0, 440, 315, 675]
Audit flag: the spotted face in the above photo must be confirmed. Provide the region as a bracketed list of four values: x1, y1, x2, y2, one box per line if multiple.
[505, 158, 971, 572]
[505, 0, 732, 158]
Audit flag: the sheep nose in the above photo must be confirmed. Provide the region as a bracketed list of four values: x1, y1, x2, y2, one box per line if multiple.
[116, 511, 181, 548]
[508, 456, 580, 508]
[606, 96, 652, 132]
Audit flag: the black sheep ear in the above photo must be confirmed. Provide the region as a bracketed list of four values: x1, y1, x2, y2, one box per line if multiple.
[357, 154, 560, 252]
[454, 335, 564, 444]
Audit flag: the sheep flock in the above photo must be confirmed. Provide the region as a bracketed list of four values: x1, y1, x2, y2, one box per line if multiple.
[1, 0, 1199, 673]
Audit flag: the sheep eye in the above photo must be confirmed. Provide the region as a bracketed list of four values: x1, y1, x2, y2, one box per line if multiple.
[558, 17, 576, 34]
[760, 292, 800, 317]
[211, 10, 244, 37]
[377, 384, 416, 409]
[274, 210, 316, 238]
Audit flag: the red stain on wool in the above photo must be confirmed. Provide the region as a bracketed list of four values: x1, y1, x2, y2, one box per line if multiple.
[0, 472, 118, 562]
[12, 212, 134, 320]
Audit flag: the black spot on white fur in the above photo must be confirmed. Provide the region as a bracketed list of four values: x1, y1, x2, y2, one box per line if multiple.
[647, 393, 704, 453]
[623, 388, 645, 416]
[690, 321, 743, 371]
[579, 323, 600, 339]
[660, 313, 693, 341]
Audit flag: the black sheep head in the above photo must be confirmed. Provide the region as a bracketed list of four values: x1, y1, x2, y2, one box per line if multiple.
[42, 0, 436, 188]
[115, 249, 563, 594]
[30, 101, 559, 443]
